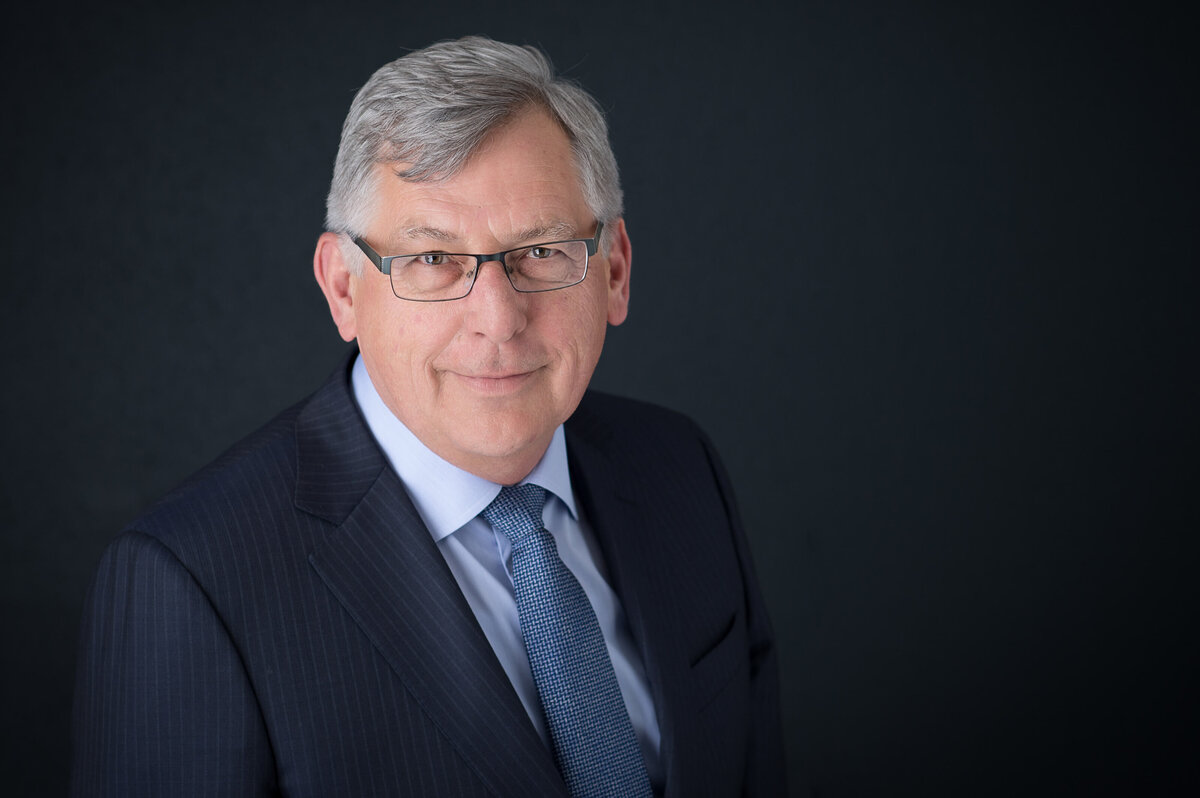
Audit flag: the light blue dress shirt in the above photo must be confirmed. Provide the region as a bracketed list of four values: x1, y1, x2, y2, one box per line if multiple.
[351, 356, 662, 787]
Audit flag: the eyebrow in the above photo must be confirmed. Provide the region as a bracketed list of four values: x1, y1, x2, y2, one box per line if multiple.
[393, 221, 580, 252]
[513, 221, 578, 243]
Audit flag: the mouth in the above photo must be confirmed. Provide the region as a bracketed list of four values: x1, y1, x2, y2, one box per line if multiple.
[449, 369, 540, 396]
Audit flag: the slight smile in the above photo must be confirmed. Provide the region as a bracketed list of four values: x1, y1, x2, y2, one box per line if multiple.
[447, 369, 542, 396]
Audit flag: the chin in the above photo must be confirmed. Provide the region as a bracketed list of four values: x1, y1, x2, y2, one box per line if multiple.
[460, 421, 541, 457]
[458, 409, 554, 455]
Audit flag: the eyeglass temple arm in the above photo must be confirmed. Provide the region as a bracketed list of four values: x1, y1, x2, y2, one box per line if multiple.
[351, 236, 389, 275]
[590, 221, 605, 255]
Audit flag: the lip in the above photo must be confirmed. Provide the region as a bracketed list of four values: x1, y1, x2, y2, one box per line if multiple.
[449, 369, 538, 395]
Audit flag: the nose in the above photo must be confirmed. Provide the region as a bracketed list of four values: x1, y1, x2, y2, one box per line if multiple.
[463, 257, 527, 342]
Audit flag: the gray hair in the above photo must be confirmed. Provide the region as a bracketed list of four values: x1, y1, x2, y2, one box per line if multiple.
[325, 36, 623, 273]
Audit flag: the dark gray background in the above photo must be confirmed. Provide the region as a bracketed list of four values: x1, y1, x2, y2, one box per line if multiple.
[2, 1, 1195, 795]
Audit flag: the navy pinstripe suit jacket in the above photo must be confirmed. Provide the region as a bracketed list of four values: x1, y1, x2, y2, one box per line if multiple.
[71, 354, 785, 796]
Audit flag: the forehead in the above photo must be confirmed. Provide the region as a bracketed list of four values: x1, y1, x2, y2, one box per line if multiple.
[368, 110, 592, 249]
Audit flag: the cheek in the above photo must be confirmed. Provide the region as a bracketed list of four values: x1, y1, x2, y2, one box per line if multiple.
[552, 292, 609, 369]
[356, 292, 411, 370]
[363, 304, 458, 382]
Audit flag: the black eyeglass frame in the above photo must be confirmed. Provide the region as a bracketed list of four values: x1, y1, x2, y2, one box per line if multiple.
[351, 221, 605, 302]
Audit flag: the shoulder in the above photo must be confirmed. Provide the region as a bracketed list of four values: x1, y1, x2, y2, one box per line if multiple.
[128, 399, 308, 548]
[120, 351, 367, 559]
[567, 390, 727, 487]
[127, 353, 373, 553]
[570, 390, 709, 447]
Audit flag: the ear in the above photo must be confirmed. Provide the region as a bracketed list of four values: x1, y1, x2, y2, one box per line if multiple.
[604, 218, 632, 326]
[313, 232, 358, 342]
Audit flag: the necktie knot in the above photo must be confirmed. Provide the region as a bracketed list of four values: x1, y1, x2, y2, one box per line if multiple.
[482, 484, 548, 546]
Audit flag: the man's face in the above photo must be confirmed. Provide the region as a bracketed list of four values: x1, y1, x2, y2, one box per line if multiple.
[318, 109, 631, 484]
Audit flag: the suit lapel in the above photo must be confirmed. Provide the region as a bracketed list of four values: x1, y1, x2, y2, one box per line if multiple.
[296, 354, 566, 796]
[565, 417, 690, 796]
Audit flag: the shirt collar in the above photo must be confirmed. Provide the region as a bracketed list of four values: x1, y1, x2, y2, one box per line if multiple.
[350, 354, 577, 541]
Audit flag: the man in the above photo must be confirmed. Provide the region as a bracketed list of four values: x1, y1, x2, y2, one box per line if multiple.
[72, 36, 785, 797]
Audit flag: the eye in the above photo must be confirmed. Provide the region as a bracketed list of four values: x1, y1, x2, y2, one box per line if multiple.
[419, 253, 450, 266]
[528, 246, 560, 259]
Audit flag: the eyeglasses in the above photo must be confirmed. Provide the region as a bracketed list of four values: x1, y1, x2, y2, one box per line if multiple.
[352, 222, 604, 302]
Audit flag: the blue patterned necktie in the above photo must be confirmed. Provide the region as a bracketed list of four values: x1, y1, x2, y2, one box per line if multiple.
[482, 484, 653, 798]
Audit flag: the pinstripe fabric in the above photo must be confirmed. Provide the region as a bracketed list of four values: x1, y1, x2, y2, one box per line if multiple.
[71, 351, 785, 797]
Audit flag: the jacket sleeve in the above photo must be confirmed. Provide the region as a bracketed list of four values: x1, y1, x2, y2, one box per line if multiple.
[700, 432, 789, 797]
[70, 530, 277, 797]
